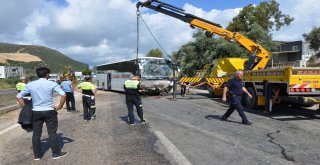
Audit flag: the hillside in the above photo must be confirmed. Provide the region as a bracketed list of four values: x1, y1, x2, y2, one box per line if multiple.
[0, 42, 87, 73]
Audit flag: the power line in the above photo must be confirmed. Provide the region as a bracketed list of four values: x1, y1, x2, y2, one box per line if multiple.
[138, 14, 170, 57]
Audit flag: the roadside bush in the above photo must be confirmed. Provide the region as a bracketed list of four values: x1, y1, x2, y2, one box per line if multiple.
[5, 76, 20, 85]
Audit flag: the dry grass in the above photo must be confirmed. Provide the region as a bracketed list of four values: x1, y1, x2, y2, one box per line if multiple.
[0, 53, 42, 63]
[0, 81, 15, 89]
[0, 93, 17, 108]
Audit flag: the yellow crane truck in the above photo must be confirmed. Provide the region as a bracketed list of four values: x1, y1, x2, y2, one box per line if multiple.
[137, 0, 320, 112]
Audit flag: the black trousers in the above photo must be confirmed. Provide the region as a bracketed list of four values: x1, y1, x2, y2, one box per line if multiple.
[126, 96, 144, 124]
[181, 86, 186, 96]
[82, 96, 95, 120]
[32, 110, 60, 157]
[222, 96, 249, 123]
[65, 92, 75, 110]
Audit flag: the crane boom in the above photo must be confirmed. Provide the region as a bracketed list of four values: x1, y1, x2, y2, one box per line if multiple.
[137, 0, 271, 70]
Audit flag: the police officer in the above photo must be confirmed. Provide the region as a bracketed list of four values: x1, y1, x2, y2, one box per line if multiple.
[61, 75, 76, 112]
[16, 75, 33, 132]
[124, 75, 146, 125]
[221, 70, 253, 125]
[16, 76, 27, 93]
[16, 67, 67, 160]
[77, 75, 97, 121]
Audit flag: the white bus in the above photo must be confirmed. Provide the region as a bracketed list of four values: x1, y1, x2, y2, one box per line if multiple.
[96, 57, 174, 94]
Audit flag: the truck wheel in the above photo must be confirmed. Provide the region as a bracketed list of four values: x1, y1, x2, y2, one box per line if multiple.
[244, 87, 257, 109]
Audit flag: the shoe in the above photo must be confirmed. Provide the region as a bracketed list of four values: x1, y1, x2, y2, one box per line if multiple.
[129, 123, 134, 126]
[52, 152, 68, 160]
[220, 117, 227, 121]
[141, 120, 148, 124]
[242, 121, 252, 125]
[34, 156, 41, 161]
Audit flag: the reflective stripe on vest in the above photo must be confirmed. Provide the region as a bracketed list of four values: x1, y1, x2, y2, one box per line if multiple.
[124, 80, 139, 89]
[78, 82, 94, 90]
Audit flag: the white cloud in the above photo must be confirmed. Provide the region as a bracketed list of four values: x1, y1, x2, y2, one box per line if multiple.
[2, 0, 317, 66]
[273, 0, 320, 41]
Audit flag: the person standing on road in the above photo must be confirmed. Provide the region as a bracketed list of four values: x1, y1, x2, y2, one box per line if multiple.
[124, 75, 146, 125]
[179, 82, 186, 97]
[60, 75, 76, 112]
[221, 70, 253, 125]
[77, 75, 97, 121]
[16, 75, 33, 132]
[16, 67, 68, 160]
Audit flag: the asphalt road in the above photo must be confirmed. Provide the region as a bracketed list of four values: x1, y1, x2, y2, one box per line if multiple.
[0, 89, 320, 165]
[0, 88, 15, 94]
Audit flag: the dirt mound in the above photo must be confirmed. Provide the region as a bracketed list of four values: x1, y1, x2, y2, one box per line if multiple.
[0, 53, 42, 63]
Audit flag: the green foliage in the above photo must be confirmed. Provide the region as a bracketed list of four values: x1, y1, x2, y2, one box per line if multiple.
[172, 31, 247, 76]
[146, 48, 163, 58]
[4, 76, 20, 85]
[227, 0, 294, 33]
[308, 55, 316, 63]
[303, 27, 320, 52]
[82, 67, 92, 75]
[214, 39, 248, 58]
[244, 23, 278, 51]
[0, 76, 20, 89]
[0, 43, 88, 73]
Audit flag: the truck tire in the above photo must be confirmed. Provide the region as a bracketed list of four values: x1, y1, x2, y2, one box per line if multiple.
[244, 87, 257, 109]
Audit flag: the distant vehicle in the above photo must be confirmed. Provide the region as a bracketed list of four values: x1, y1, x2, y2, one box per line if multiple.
[96, 57, 174, 95]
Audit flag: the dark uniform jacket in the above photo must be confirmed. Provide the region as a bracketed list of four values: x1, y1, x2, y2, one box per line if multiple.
[124, 80, 141, 98]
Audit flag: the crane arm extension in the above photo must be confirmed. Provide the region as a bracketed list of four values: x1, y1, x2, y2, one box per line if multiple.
[137, 0, 271, 70]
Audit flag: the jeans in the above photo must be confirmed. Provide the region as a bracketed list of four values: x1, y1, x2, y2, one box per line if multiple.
[32, 110, 60, 157]
[65, 92, 75, 110]
[126, 96, 144, 124]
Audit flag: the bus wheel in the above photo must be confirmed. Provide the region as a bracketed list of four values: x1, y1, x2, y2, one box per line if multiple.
[244, 87, 257, 109]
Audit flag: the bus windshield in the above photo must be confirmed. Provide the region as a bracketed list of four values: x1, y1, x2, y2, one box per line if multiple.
[139, 58, 174, 80]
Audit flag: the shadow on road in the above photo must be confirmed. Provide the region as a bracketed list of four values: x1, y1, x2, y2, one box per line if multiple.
[40, 133, 74, 155]
[204, 114, 242, 124]
[119, 116, 128, 123]
[244, 105, 320, 121]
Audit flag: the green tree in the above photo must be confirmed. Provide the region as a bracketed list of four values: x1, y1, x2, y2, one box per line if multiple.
[172, 31, 249, 76]
[227, 0, 294, 33]
[244, 23, 278, 51]
[146, 48, 163, 58]
[82, 67, 92, 75]
[303, 27, 320, 53]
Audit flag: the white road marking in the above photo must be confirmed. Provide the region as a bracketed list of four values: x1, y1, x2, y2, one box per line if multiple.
[154, 131, 192, 165]
[0, 124, 19, 135]
[148, 111, 295, 165]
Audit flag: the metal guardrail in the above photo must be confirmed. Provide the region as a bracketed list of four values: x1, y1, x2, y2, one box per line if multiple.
[0, 88, 16, 94]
